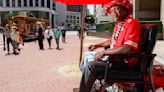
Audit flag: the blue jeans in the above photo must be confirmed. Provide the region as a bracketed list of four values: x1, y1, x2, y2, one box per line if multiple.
[6, 38, 12, 53]
[55, 38, 59, 48]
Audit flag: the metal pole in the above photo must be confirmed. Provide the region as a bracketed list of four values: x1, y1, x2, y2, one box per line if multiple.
[79, 5, 87, 66]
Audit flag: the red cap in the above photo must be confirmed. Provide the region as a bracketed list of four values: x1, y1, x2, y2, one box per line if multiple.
[103, 0, 133, 15]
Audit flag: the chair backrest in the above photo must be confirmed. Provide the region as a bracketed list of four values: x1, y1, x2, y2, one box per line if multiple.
[140, 24, 158, 53]
[139, 24, 158, 73]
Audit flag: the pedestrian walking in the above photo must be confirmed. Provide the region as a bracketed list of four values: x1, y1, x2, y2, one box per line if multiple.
[54, 25, 61, 49]
[37, 23, 44, 50]
[11, 23, 20, 54]
[44, 26, 53, 49]
[3, 30, 6, 51]
[4, 24, 13, 55]
[77, 25, 81, 38]
[61, 23, 66, 43]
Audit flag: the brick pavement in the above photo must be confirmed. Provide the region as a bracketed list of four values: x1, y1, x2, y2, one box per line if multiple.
[0, 33, 79, 92]
[0, 32, 163, 92]
[0, 32, 107, 92]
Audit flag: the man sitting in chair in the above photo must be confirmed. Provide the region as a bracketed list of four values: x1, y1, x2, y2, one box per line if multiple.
[78, 0, 142, 92]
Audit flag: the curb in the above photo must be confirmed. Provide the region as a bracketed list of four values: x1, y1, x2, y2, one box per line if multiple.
[155, 55, 164, 65]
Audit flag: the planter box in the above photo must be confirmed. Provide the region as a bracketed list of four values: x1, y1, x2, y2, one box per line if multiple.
[95, 21, 163, 40]
[87, 31, 112, 38]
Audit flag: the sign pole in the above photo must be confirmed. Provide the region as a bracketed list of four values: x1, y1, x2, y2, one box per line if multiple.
[79, 5, 87, 66]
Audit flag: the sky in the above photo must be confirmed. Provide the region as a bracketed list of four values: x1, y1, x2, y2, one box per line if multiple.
[87, 5, 94, 15]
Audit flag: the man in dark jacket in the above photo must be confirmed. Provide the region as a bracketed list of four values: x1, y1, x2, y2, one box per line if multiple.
[38, 24, 44, 50]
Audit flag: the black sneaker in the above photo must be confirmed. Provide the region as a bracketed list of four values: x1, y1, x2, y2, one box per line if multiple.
[13, 52, 19, 55]
[5, 53, 10, 55]
[40, 48, 45, 50]
[18, 48, 21, 52]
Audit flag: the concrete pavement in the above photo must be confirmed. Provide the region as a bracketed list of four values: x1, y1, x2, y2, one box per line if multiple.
[0, 31, 164, 92]
[153, 40, 164, 65]
[0, 31, 107, 92]
[0, 32, 82, 92]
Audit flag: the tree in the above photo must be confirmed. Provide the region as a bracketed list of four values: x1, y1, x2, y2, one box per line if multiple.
[85, 15, 95, 25]
[27, 11, 37, 18]
[4, 12, 19, 20]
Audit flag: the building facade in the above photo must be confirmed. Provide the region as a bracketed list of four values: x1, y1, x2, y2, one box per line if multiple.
[95, 5, 113, 24]
[95, 0, 164, 39]
[132, 0, 160, 21]
[95, 0, 161, 23]
[56, 4, 83, 29]
[0, 0, 84, 30]
[0, 0, 56, 27]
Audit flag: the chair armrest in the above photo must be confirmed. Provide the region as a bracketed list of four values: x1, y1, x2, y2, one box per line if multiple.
[107, 53, 156, 59]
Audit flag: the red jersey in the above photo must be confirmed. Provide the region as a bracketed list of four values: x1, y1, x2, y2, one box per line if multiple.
[111, 16, 141, 66]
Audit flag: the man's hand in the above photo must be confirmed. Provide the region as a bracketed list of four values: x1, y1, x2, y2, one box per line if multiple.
[94, 51, 105, 61]
[88, 45, 96, 51]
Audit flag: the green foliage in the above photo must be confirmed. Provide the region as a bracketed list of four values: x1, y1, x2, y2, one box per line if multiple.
[4, 12, 19, 19]
[85, 15, 95, 25]
[96, 22, 115, 32]
[96, 21, 163, 33]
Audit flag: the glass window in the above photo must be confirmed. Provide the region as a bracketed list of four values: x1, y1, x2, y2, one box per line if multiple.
[0, 0, 3, 6]
[12, 0, 16, 7]
[47, 0, 50, 8]
[35, 0, 39, 6]
[70, 16, 72, 19]
[73, 20, 75, 23]
[6, 0, 10, 7]
[29, 0, 33, 7]
[73, 16, 76, 19]
[77, 17, 79, 19]
[24, 0, 27, 6]
[41, 0, 44, 7]
[18, 0, 21, 7]
[66, 15, 69, 19]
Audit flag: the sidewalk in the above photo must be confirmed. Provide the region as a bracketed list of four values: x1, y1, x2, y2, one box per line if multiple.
[0, 32, 82, 92]
[153, 41, 164, 65]
[0, 32, 163, 92]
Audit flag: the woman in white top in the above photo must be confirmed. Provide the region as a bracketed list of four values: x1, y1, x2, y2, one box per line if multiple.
[44, 26, 53, 49]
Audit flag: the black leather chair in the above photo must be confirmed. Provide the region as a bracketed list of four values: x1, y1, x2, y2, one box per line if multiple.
[102, 24, 158, 92]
